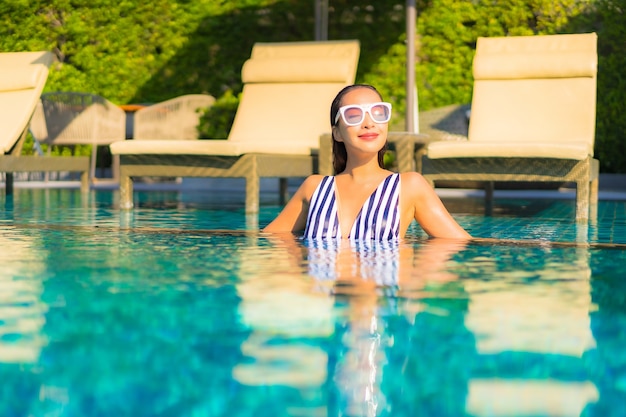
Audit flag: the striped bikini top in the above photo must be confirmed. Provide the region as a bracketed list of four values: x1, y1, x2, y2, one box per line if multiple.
[304, 173, 401, 241]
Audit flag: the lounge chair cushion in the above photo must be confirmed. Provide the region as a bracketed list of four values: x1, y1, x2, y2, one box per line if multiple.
[428, 33, 597, 162]
[474, 52, 596, 80]
[0, 66, 46, 92]
[242, 57, 353, 83]
[110, 139, 312, 156]
[0, 65, 49, 153]
[427, 141, 592, 160]
[473, 33, 598, 80]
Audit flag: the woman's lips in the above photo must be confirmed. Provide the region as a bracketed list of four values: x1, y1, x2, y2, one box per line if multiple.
[358, 132, 379, 141]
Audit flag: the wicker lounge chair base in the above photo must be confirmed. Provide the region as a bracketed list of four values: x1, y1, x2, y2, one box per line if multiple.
[118, 153, 316, 213]
[1, 156, 89, 194]
[422, 156, 599, 221]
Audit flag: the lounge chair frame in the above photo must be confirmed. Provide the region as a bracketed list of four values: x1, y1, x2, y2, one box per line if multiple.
[111, 40, 360, 213]
[422, 33, 599, 221]
[0, 51, 89, 194]
[133, 94, 216, 140]
[37, 91, 126, 182]
[118, 153, 315, 213]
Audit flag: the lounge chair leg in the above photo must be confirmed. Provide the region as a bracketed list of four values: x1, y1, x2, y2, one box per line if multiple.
[588, 158, 599, 224]
[5, 173, 14, 195]
[414, 146, 427, 174]
[394, 137, 414, 172]
[80, 171, 89, 193]
[112, 154, 120, 182]
[90, 145, 98, 182]
[484, 181, 494, 216]
[279, 178, 288, 205]
[590, 176, 599, 205]
[245, 174, 260, 214]
[119, 172, 134, 209]
[589, 177, 599, 223]
[318, 133, 333, 176]
[575, 179, 590, 222]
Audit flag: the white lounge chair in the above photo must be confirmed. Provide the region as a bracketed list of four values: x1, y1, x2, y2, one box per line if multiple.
[110, 40, 360, 213]
[0, 51, 89, 193]
[422, 33, 599, 221]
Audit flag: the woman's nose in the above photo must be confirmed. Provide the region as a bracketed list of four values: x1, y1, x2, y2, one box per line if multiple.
[362, 111, 375, 127]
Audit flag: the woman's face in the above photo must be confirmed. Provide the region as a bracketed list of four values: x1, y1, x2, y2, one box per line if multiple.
[332, 87, 389, 156]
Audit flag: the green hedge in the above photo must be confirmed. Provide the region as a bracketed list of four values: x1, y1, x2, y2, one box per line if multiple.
[2, 0, 624, 171]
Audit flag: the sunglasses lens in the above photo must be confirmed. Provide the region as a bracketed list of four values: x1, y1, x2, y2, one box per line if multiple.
[342, 106, 365, 125]
[370, 104, 390, 122]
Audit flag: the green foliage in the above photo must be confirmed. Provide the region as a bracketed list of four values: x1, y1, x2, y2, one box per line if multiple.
[588, 0, 626, 173]
[1, 0, 624, 171]
[383, 150, 396, 170]
[366, 0, 595, 114]
[20, 133, 92, 158]
[197, 90, 240, 139]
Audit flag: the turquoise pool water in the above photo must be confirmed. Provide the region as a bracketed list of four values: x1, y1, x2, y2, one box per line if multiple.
[1, 188, 626, 416]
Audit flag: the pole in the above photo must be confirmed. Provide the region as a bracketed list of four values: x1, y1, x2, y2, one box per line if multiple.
[314, 0, 329, 41]
[405, 0, 418, 133]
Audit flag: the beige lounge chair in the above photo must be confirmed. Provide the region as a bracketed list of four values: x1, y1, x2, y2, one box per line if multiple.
[422, 33, 599, 221]
[110, 40, 360, 213]
[0, 51, 89, 193]
[133, 94, 216, 140]
[33, 91, 126, 182]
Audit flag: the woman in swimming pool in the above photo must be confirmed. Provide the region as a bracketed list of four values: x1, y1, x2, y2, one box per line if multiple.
[263, 84, 471, 240]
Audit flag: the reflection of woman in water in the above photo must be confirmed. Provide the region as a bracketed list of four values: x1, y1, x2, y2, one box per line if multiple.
[300, 236, 470, 416]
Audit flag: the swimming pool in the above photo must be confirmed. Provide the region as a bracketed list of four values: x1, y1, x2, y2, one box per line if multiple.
[1, 188, 625, 416]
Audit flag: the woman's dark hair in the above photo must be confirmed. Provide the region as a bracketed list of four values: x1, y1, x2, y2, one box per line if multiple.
[330, 84, 388, 174]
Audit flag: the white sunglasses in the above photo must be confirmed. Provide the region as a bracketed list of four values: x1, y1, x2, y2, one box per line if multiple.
[334, 102, 392, 126]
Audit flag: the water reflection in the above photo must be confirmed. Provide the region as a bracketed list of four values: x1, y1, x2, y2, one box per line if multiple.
[237, 235, 469, 416]
[461, 244, 599, 416]
[1, 221, 624, 416]
[235, 241, 332, 379]
[0, 229, 48, 364]
[240, 236, 608, 416]
[585, 247, 626, 416]
[316, 239, 470, 417]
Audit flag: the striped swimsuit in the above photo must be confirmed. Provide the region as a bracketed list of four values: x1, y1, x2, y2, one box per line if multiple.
[304, 173, 400, 241]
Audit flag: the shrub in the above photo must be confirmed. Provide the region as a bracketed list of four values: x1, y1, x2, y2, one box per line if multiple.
[197, 90, 240, 139]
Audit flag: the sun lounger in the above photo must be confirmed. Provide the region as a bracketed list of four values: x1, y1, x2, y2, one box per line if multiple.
[0, 51, 89, 193]
[422, 33, 599, 221]
[109, 40, 360, 213]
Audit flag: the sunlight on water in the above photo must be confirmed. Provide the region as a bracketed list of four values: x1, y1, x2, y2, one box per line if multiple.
[1, 188, 626, 416]
[0, 229, 48, 364]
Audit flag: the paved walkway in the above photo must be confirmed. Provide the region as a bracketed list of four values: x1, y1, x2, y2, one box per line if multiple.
[4, 174, 626, 200]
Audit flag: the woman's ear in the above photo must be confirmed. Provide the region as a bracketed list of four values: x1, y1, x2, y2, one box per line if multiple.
[332, 125, 344, 143]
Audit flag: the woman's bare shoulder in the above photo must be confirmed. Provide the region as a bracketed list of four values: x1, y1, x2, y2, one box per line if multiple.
[297, 174, 327, 197]
[302, 174, 326, 188]
[399, 172, 439, 204]
[399, 171, 431, 189]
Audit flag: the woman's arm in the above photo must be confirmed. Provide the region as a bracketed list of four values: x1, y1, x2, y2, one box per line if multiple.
[401, 172, 472, 239]
[262, 175, 323, 233]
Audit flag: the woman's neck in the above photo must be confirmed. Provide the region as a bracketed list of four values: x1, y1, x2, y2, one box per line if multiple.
[340, 158, 387, 181]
